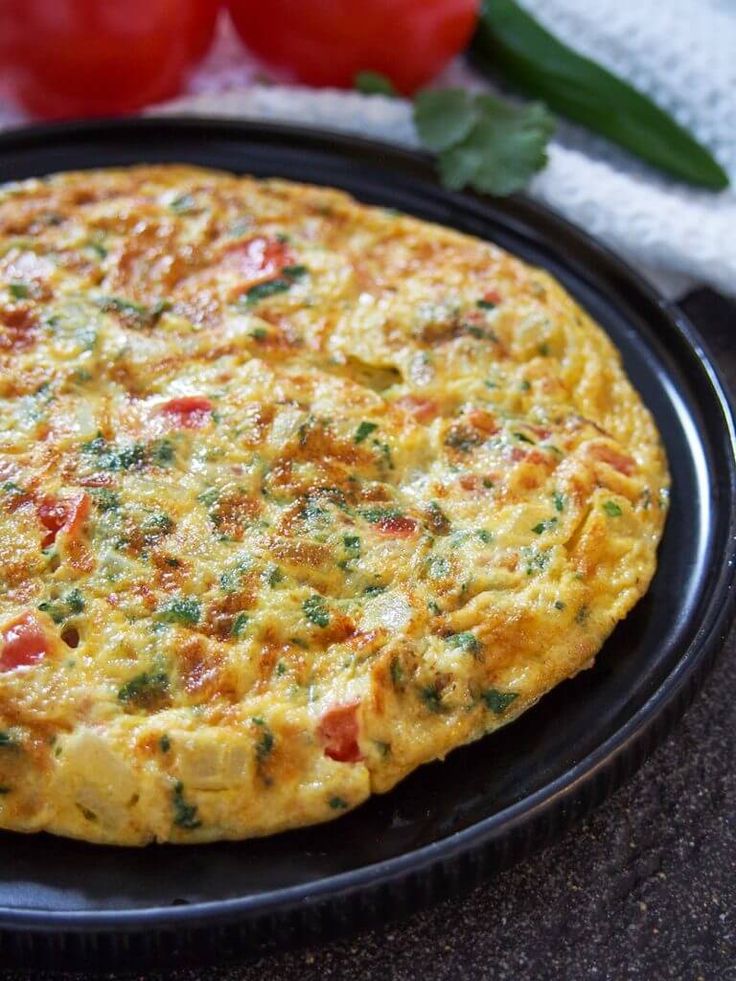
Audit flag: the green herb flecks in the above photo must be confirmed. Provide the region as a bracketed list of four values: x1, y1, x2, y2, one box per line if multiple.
[231, 612, 249, 638]
[95, 295, 170, 327]
[172, 781, 201, 830]
[303, 595, 330, 628]
[8, 282, 29, 300]
[354, 420, 378, 443]
[482, 688, 519, 714]
[242, 265, 307, 306]
[37, 588, 84, 624]
[552, 491, 565, 513]
[329, 795, 349, 810]
[603, 500, 623, 517]
[532, 516, 558, 535]
[118, 671, 169, 709]
[419, 685, 444, 714]
[158, 597, 201, 626]
[447, 631, 481, 656]
[0, 731, 17, 749]
[252, 718, 275, 763]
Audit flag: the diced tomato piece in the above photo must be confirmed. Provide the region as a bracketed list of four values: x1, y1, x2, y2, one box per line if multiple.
[317, 702, 363, 763]
[0, 613, 50, 672]
[378, 514, 417, 537]
[37, 491, 90, 548]
[467, 409, 499, 435]
[156, 396, 213, 429]
[483, 289, 502, 305]
[395, 395, 439, 424]
[221, 236, 291, 286]
[376, 514, 418, 537]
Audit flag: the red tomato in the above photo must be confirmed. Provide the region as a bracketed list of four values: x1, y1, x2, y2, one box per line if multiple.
[0, 613, 50, 672]
[317, 702, 363, 763]
[376, 514, 418, 538]
[221, 236, 291, 286]
[226, 0, 480, 94]
[395, 395, 439, 424]
[0, 0, 220, 120]
[156, 396, 213, 429]
[37, 491, 90, 548]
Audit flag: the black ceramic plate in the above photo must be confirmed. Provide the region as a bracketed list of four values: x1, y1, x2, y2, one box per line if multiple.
[0, 119, 734, 972]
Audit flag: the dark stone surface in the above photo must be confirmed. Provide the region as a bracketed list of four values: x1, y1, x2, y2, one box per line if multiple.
[7, 290, 736, 980]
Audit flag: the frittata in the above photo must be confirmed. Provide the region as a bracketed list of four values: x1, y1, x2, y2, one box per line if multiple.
[0, 165, 668, 845]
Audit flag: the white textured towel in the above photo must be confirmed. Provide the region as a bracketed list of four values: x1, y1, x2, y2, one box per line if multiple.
[1, 0, 734, 298]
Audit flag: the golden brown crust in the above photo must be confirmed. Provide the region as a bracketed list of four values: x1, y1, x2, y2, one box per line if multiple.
[0, 166, 668, 844]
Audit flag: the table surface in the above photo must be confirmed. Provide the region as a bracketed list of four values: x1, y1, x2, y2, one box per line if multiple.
[10, 290, 736, 981]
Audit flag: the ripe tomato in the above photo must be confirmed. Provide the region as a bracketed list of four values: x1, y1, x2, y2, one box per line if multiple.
[226, 0, 480, 94]
[0, 0, 220, 119]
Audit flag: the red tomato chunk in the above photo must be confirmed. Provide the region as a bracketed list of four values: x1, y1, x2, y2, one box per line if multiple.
[1, 613, 50, 671]
[156, 396, 213, 429]
[317, 702, 363, 763]
[37, 491, 90, 548]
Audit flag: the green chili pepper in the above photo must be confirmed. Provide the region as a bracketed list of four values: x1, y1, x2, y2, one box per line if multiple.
[472, 0, 728, 189]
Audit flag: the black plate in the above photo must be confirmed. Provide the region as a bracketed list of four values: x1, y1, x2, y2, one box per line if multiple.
[0, 119, 734, 972]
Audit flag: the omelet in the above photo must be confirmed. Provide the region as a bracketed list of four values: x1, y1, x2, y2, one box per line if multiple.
[0, 165, 668, 845]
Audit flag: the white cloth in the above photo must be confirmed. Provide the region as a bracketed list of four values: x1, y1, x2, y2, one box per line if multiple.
[1, 0, 734, 299]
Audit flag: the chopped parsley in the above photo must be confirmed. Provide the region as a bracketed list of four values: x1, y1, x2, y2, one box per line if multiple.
[354, 421, 378, 443]
[231, 612, 249, 638]
[172, 782, 201, 830]
[252, 718, 275, 763]
[419, 685, 443, 713]
[477, 298, 497, 310]
[303, 595, 330, 628]
[532, 517, 558, 535]
[343, 534, 361, 553]
[447, 632, 481, 656]
[603, 500, 623, 517]
[552, 491, 565, 513]
[37, 588, 84, 624]
[169, 193, 195, 213]
[159, 597, 201, 625]
[482, 689, 519, 714]
[8, 282, 29, 300]
[242, 265, 307, 306]
[81, 434, 147, 472]
[118, 671, 169, 708]
[359, 506, 404, 524]
[329, 796, 348, 810]
[477, 529, 493, 543]
[93, 488, 120, 512]
[428, 556, 450, 580]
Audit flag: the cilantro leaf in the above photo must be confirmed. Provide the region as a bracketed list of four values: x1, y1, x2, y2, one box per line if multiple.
[355, 71, 397, 97]
[414, 88, 479, 151]
[414, 89, 555, 197]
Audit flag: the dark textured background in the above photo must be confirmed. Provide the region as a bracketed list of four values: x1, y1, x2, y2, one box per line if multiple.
[5, 289, 735, 981]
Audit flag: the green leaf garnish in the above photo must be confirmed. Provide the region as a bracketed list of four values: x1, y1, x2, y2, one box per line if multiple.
[303, 594, 330, 628]
[482, 688, 519, 714]
[354, 421, 378, 443]
[603, 500, 623, 517]
[354, 71, 398, 97]
[414, 88, 554, 196]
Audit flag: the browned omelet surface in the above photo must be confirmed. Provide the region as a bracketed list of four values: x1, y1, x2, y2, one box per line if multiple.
[0, 165, 668, 845]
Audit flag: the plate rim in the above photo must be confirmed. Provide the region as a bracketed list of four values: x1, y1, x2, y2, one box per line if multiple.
[0, 115, 734, 936]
